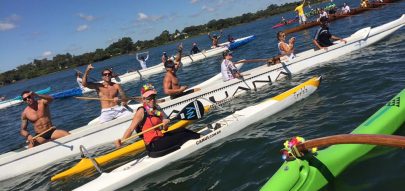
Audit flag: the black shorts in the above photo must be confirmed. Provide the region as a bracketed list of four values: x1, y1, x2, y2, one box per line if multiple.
[170, 89, 195, 100]
[36, 128, 56, 140]
[145, 128, 200, 158]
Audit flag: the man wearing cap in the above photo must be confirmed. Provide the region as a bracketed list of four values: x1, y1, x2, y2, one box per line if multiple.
[208, 30, 223, 48]
[163, 44, 200, 99]
[115, 84, 200, 158]
[221, 50, 242, 82]
[82, 64, 131, 123]
[313, 17, 347, 50]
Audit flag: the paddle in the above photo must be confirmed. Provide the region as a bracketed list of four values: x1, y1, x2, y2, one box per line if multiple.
[119, 100, 205, 145]
[284, 134, 405, 160]
[74, 96, 165, 103]
[75, 96, 141, 102]
[235, 56, 281, 66]
[26, 127, 56, 143]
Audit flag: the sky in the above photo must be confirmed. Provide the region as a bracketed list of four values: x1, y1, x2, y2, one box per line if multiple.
[0, 0, 295, 72]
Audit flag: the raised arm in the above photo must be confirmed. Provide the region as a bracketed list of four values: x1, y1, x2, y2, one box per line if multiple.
[218, 30, 223, 39]
[144, 53, 149, 61]
[207, 32, 212, 40]
[82, 64, 99, 89]
[35, 92, 53, 104]
[135, 53, 141, 62]
[175, 44, 183, 63]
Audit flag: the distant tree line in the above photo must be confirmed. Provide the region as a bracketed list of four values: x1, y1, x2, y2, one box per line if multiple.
[0, 0, 327, 86]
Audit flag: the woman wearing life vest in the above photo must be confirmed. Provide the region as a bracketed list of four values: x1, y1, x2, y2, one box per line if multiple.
[115, 84, 200, 158]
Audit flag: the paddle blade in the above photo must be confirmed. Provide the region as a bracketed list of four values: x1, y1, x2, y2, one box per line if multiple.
[176, 100, 205, 120]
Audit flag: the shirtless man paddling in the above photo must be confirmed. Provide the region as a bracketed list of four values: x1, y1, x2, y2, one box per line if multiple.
[82, 64, 131, 123]
[20, 91, 69, 148]
[163, 44, 200, 99]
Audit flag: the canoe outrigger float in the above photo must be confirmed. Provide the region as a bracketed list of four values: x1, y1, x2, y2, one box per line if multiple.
[260, 89, 405, 191]
[0, 87, 52, 110]
[73, 76, 321, 191]
[108, 35, 255, 84]
[0, 15, 402, 181]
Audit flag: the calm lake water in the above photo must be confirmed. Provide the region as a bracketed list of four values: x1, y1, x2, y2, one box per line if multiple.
[0, 0, 404, 190]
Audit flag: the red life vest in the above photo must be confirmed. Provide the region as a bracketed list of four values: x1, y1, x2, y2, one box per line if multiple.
[137, 106, 164, 144]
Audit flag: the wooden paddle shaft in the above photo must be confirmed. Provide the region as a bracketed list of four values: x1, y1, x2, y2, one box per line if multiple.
[121, 123, 164, 143]
[296, 134, 405, 152]
[30, 127, 56, 140]
[75, 96, 141, 101]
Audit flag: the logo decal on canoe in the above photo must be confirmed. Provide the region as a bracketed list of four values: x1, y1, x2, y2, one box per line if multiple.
[196, 130, 221, 145]
[387, 97, 400, 107]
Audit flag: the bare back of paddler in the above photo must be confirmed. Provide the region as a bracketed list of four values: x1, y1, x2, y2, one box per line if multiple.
[20, 91, 70, 148]
[82, 64, 131, 123]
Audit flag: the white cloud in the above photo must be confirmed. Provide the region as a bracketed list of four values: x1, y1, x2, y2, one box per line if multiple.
[78, 13, 95, 21]
[137, 13, 148, 21]
[0, 22, 15, 31]
[42, 51, 52, 58]
[76, 24, 89, 32]
[202, 5, 216, 12]
[0, 14, 20, 31]
[137, 12, 163, 22]
[190, 0, 199, 4]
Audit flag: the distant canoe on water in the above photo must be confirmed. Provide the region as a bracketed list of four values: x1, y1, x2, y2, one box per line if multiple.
[283, 0, 400, 35]
[0, 87, 51, 110]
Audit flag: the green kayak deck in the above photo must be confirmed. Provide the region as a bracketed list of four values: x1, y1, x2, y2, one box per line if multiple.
[261, 89, 405, 191]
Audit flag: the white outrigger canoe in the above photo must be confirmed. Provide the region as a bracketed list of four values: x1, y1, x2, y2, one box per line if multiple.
[0, 15, 402, 181]
[0, 64, 244, 181]
[74, 76, 321, 191]
[154, 14, 405, 116]
[109, 35, 255, 84]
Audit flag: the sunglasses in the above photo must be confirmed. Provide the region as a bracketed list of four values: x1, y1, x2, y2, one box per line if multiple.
[145, 95, 156, 101]
[23, 95, 32, 101]
[103, 72, 112, 77]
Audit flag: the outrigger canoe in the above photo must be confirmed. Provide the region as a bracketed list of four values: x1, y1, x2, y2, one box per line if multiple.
[50, 87, 93, 99]
[73, 76, 321, 191]
[272, 19, 297, 29]
[0, 66, 242, 181]
[260, 89, 405, 191]
[283, 2, 398, 35]
[57, 15, 404, 180]
[155, 14, 405, 118]
[0, 87, 51, 110]
[108, 35, 255, 85]
[1, 15, 401, 181]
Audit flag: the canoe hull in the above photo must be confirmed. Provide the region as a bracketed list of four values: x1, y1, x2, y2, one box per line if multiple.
[74, 77, 321, 191]
[261, 89, 405, 191]
[109, 35, 255, 84]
